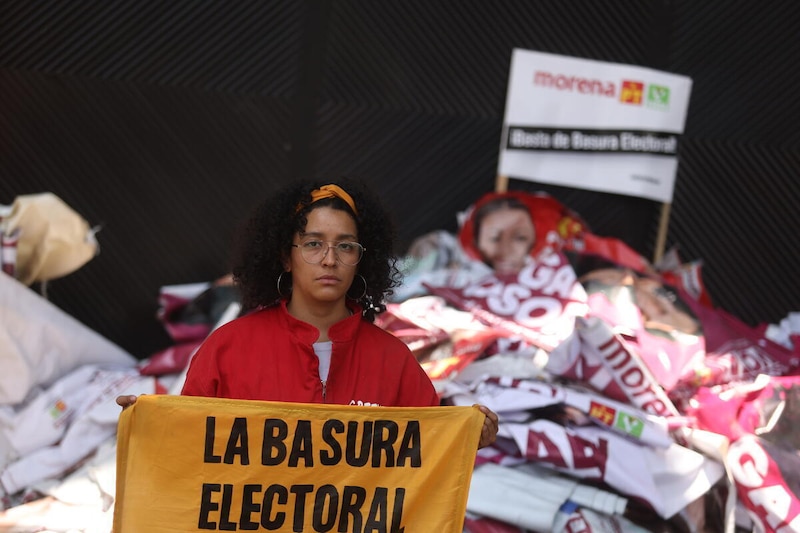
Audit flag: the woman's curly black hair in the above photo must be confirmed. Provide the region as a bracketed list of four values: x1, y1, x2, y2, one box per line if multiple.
[230, 177, 402, 322]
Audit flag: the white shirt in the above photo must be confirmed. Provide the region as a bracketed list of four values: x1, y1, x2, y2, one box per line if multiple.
[313, 341, 332, 381]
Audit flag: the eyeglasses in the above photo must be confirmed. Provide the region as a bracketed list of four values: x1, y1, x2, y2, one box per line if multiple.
[291, 240, 365, 266]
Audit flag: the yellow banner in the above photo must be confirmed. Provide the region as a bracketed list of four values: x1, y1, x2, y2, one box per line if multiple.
[114, 395, 484, 532]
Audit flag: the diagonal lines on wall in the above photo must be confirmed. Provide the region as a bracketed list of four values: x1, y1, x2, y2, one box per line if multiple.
[0, 0, 797, 355]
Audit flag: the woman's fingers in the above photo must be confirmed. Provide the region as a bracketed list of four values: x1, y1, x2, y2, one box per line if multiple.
[475, 404, 499, 449]
[116, 394, 138, 410]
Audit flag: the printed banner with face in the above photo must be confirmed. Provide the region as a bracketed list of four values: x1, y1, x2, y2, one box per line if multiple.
[114, 395, 485, 533]
[424, 251, 588, 352]
[498, 49, 692, 202]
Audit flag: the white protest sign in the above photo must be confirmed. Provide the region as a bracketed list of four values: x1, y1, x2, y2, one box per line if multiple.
[498, 49, 692, 203]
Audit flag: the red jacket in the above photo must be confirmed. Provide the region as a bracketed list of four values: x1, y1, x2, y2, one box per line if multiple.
[181, 301, 439, 407]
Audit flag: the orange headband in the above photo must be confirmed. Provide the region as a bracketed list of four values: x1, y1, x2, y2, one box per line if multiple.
[297, 184, 358, 215]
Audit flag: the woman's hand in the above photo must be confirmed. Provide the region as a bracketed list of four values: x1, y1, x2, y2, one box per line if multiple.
[116, 395, 139, 410]
[476, 405, 499, 449]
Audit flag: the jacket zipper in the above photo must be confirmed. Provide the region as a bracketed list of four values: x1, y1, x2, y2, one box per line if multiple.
[321, 380, 327, 401]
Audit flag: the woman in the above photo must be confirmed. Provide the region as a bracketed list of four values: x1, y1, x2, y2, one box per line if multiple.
[579, 266, 702, 337]
[118, 179, 498, 448]
[457, 190, 586, 275]
[471, 195, 537, 275]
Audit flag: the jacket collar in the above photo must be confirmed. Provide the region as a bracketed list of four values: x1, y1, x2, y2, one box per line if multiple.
[277, 299, 363, 344]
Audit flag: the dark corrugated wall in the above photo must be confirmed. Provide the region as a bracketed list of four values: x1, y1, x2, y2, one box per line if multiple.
[0, 0, 797, 358]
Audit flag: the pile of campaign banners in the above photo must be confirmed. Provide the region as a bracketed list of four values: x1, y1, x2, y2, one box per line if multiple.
[381, 190, 800, 533]
[0, 270, 158, 517]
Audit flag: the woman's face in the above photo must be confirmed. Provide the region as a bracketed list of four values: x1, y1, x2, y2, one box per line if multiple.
[476, 206, 536, 274]
[633, 277, 700, 335]
[287, 206, 359, 309]
[581, 268, 700, 336]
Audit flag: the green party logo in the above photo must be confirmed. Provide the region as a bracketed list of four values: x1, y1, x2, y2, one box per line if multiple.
[614, 412, 644, 438]
[646, 84, 670, 110]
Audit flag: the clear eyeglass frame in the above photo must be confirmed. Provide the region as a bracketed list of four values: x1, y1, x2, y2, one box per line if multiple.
[291, 240, 365, 266]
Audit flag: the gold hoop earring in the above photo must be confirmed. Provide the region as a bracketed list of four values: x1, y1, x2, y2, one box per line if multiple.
[277, 271, 292, 298]
[347, 274, 367, 301]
